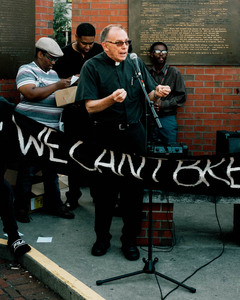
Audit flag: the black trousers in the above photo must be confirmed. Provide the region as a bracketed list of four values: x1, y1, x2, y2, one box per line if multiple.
[63, 103, 93, 201]
[0, 165, 18, 238]
[91, 122, 146, 245]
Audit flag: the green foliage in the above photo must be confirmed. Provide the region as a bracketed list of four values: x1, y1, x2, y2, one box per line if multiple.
[53, 0, 71, 47]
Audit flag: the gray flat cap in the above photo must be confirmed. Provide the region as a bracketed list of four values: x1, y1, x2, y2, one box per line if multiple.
[35, 37, 63, 57]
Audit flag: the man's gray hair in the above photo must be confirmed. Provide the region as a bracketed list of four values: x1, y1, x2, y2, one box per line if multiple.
[100, 24, 125, 43]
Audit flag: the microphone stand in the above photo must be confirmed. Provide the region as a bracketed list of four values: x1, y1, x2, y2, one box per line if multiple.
[135, 71, 162, 131]
[96, 71, 196, 295]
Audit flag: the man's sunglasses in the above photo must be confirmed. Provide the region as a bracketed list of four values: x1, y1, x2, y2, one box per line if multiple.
[105, 40, 131, 47]
[44, 52, 59, 62]
[152, 50, 168, 54]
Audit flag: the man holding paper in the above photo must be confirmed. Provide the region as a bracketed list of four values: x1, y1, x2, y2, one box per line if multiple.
[54, 23, 103, 210]
[14, 37, 74, 222]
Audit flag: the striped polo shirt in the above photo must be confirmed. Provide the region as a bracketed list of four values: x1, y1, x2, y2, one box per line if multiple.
[15, 61, 63, 130]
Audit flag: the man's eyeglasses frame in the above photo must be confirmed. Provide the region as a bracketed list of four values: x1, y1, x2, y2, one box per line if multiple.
[43, 52, 59, 63]
[105, 40, 131, 47]
[152, 50, 168, 55]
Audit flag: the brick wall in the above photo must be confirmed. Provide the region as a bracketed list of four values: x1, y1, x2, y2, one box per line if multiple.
[177, 66, 240, 155]
[72, 0, 240, 156]
[35, 0, 54, 40]
[0, 0, 54, 104]
[72, 0, 128, 39]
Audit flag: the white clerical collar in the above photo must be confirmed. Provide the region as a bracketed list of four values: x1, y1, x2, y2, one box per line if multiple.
[115, 62, 120, 66]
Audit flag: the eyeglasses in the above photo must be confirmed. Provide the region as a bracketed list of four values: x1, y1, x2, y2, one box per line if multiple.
[105, 40, 131, 47]
[44, 53, 58, 62]
[79, 40, 95, 46]
[152, 50, 168, 54]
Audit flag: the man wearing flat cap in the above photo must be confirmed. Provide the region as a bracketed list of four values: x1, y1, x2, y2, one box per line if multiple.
[14, 37, 74, 223]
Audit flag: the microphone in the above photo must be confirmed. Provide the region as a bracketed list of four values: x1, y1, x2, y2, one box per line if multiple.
[130, 53, 162, 129]
[130, 53, 143, 79]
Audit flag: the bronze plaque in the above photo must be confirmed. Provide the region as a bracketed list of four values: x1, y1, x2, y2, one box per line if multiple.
[0, 0, 35, 79]
[129, 0, 240, 65]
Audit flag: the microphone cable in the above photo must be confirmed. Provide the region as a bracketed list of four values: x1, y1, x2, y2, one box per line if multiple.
[158, 196, 225, 300]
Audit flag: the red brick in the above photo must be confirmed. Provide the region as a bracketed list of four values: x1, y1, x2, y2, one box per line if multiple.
[162, 203, 173, 211]
[161, 221, 173, 229]
[0, 278, 9, 288]
[91, 16, 109, 22]
[74, 3, 90, 9]
[187, 94, 204, 100]
[224, 95, 240, 100]
[195, 75, 214, 81]
[152, 212, 173, 221]
[224, 82, 240, 87]
[205, 107, 223, 113]
[205, 68, 223, 74]
[224, 68, 240, 75]
[41, 0, 53, 7]
[186, 68, 204, 74]
[195, 88, 214, 94]
[226, 120, 240, 126]
[185, 81, 203, 87]
[184, 120, 203, 126]
[109, 16, 128, 22]
[81, 9, 99, 15]
[203, 120, 222, 126]
[92, 3, 109, 9]
[214, 75, 233, 81]
[204, 95, 222, 100]
[36, 7, 48, 13]
[213, 114, 232, 120]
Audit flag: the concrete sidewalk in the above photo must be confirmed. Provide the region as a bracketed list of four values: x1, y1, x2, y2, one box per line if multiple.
[1, 180, 240, 300]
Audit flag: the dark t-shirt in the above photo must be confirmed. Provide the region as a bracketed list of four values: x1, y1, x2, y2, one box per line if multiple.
[54, 42, 103, 78]
[76, 52, 157, 124]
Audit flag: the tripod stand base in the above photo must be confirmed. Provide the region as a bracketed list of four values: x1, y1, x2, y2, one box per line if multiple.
[96, 256, 196, 293]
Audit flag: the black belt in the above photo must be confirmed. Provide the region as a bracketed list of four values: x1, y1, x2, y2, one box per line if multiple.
[93, 120, 140, 131]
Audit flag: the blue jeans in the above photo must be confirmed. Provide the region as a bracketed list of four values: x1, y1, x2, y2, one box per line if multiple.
[14, 159, 62, 212]
[152, 115, 178, 144]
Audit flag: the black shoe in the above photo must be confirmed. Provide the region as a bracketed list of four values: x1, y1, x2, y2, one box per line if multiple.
[65, 200, 79, 210]
[91, 241, 110, 256]
[54, 204, 75, 219]
[8, 238, 31, 257]
[121, 245, 140, 261]
[15, 209, 31, 223]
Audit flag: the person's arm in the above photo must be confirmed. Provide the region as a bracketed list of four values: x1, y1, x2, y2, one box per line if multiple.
[153, 69, 186, 110]
[148, 84, 171, 103]
[85, 88, 127, 113]
[139, 58, 171, 104]
[18, 78, 71, 102]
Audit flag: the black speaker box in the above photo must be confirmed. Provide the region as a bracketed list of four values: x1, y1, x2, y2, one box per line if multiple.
[216, 130, 240, 154]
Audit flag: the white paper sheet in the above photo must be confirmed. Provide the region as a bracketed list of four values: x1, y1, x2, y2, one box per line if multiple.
[37, 237, 52, 243]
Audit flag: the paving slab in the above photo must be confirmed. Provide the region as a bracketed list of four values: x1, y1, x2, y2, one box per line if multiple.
[1, 183, 240, 300]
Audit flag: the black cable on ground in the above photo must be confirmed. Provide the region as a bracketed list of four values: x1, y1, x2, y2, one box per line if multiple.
[159, 197, 225, 300]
